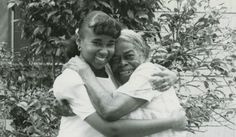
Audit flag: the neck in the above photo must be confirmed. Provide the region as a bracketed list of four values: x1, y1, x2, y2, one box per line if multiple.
[91, 66, 108, 78]
[78, 55, 108, 78]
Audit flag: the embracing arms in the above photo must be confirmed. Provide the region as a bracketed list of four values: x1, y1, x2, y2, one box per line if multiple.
[85, 111, 186, 137]
[64, 58, 178, 121]
[53, 67, 186, 137]
[85, 73, 146, 121]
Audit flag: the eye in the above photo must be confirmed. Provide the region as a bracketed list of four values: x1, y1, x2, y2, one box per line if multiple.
[107, 42, 115, 47]
[125, 54, 134, 59]
[93, 41, 102, 47]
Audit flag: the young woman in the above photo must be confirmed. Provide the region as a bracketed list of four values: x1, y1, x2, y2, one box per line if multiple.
[53, 11, 186, 137]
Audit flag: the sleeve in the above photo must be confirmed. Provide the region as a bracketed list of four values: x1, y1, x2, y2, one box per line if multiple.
[116, 63, 161, 102]
[53, 69, 96, 120]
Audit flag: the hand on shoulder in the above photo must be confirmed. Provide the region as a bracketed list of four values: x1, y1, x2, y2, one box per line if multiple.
[62, 56, 91, 73]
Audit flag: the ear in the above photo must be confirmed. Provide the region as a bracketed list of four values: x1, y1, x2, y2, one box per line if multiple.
[76, 42, 81, 52]
[139, 52, 146, 63]
[75, 28, 81, 45]
[75, 34, 81, 50]
[76, 37, 80, 45]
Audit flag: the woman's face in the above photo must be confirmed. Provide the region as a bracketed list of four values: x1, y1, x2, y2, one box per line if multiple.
[110, 40, 145, 84]
[79, 27, 116, 70]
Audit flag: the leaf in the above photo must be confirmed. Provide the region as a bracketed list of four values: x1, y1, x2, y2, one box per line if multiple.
[197, 17, 207, 23]
[53, 15, 61, 23]
[119, 0, 127, 3]
[17, 101, 28, 110]
[136, 12, 148, 20]
[229, 93, 236, 98]
[41, 105, 48, 112]
[98, 1, 112, 9]
[127, 10, 134, 19]
[160, 14, 172, 19]
[46, 48, 53, 55]
[63, 9, 73, 15]
[174, 8, 179, 12]
[41, 0, 50, 3]
[55, 48, 61, 56]
[190, 0, 197, 6]
[28, 2, 40, 8]
[33, 26, 45, 36]
[47, 10, 58, 20]
[7, 2, 16, 9]
[230, 54, 236, 59]
[46, 27, 52, 36]
[31, 40, 41, 47]
[0, 95, 7, 101]
[28, 99, 39, 108]
[35, 46, 42, 55]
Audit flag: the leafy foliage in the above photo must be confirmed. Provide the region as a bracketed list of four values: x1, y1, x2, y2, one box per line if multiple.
[8, 0, 163, 64]
[150, 0, 236, 130]
[0, 47, 60, 136]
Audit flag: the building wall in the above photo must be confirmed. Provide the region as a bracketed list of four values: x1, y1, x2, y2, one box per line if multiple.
[0, 0, 9, 47]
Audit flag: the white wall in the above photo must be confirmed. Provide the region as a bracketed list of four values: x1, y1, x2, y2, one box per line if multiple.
[161, 0, 236, 29]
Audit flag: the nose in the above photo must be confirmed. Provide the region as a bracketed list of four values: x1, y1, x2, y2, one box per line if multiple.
[119, 58, 128, 67]
[98, 48, 109, 58]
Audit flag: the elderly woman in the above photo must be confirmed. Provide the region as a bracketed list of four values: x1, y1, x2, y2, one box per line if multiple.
[65, 29, 187, 137]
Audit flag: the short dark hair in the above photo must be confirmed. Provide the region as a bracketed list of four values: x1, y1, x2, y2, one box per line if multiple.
[65, 11, 121, 60]
[78, 11, 121, 39]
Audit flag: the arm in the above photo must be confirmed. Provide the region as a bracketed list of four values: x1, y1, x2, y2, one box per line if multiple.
[83, 70, 146, 121]
[85, 111, 186, 137]
[81, 66, 177, 121]
[64, 57, 176, 121]
[64, 57, 147, 120]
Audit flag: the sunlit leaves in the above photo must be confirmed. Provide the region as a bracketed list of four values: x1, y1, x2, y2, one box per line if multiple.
[47, 10, 58, 21]
[127, 10, 134, 19]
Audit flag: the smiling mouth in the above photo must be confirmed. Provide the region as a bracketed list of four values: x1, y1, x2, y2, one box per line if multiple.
[95, 56, 108, 64]
[119, 70, 133, 76]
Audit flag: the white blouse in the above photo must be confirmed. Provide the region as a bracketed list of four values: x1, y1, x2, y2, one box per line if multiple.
[53, 66, 117, 137]
[117, 62, 187, 137]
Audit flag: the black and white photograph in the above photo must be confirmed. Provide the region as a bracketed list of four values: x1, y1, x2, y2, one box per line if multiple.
[0, 0, 236, 137]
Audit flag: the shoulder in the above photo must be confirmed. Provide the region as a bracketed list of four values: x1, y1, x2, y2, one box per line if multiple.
[136, 62, 157, 71]
[132, 62, 160, 77]
[53, 69, 84, 95]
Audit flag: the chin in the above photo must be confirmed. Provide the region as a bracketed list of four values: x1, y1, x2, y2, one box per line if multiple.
[98, 65, 106, 69]
[119, 77, 129, 84]
[92, 64, 106, 70]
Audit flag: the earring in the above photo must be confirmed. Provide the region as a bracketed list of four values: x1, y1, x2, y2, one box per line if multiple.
[78, 46, 81, 51]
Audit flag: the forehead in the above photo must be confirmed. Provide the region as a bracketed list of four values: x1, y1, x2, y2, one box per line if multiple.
[83, 27, 115, 41]
[115, 40, 136, 54]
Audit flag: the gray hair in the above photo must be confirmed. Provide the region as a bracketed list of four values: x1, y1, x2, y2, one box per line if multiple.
[117, 29, 150, 59]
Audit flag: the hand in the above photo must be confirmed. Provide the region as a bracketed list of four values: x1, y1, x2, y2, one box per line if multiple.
[150, 71, 177, 91]
[54, 99, 76, 117]
[62, 56, 91, 74]
[159, 70, 178, 85]
[171, 109, 188, 131]
[150, 74, 172, 91]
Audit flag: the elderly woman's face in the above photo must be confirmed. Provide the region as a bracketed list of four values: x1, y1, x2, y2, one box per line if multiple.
[110, 40, 145, 84]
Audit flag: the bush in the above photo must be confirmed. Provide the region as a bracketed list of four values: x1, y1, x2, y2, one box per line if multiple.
[0, 47, 60, 136]
[150, 0, 236, 130]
